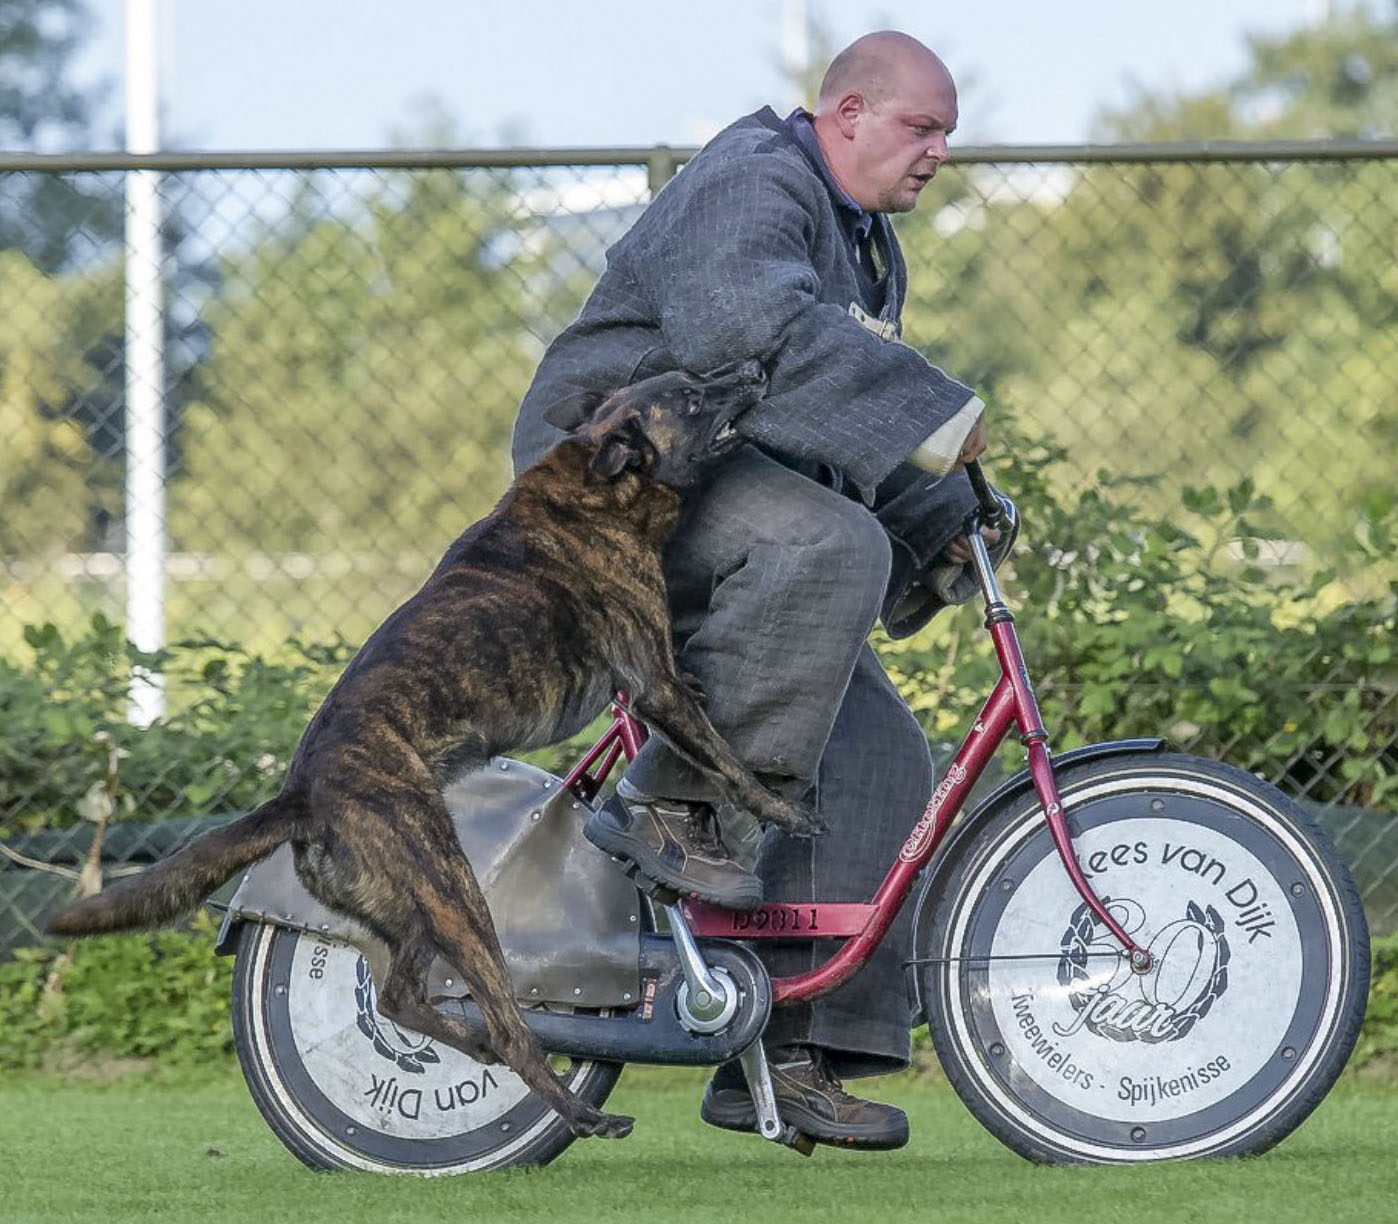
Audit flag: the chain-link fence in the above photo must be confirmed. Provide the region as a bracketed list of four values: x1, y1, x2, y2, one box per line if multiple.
[2, 141, 1395, 947]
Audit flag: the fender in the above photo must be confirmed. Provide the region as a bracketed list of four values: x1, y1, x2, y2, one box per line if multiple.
[213, 757, 643, 1008]
[906, 738, 1165, 1024]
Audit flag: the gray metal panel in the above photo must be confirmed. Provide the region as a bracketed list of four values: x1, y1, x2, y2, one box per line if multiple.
[226, 758, 640, 1006]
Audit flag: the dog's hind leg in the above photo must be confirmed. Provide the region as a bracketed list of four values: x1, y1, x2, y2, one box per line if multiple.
[353, 788, 633, 1140]
[410, 866, 634, 1140]
[374, 913, 633, 1139]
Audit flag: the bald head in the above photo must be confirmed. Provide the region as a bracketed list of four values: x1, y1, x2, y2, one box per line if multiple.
[810, 31, 958, 214]
[816, 32, 952, 115]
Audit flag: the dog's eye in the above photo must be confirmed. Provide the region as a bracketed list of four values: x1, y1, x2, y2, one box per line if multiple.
[686, 393, 703, 415]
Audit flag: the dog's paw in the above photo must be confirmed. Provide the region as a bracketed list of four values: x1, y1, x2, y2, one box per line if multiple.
[572, 1109, 635, 1139]
[783, 806, 827, 839]
[758, 794, 826, 838]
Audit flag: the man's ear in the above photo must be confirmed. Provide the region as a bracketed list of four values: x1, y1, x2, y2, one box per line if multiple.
[833, 91, 865, 140]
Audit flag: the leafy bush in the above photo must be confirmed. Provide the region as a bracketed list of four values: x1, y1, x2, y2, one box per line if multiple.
[0, 613, 616, 840]
[1357, 934, 1398, 1072]
[880, 432, 1398, 807]
[0, 911, 234, 1071]
[0, 616, 353, 836]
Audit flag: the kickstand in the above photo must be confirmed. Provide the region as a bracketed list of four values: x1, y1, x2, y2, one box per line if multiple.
[737, 1041, 817, 1157]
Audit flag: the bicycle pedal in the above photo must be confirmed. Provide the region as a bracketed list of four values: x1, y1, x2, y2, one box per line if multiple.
[783, 1128, 817, 1157]
[614, 857, 681, 905]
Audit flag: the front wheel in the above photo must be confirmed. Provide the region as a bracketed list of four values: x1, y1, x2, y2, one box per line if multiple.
[231, 922, 623, 1175]
[916, 752, 1369, 1164]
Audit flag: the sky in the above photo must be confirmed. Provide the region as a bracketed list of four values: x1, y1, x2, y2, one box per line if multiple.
[68, 0, 1364, 153]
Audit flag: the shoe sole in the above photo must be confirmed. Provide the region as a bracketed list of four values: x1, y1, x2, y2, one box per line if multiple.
[584, 808, 763, 911]
[700, 1091, 910, 1151]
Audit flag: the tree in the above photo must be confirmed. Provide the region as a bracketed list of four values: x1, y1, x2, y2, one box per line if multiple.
[0, 250, 119, 558]
[0, 0, 121, 272]
[0, 0, 125, 588]
[893, 6, 1398, 564]
[1098, 5, 1398, 143]
[167, 167, 552, 647]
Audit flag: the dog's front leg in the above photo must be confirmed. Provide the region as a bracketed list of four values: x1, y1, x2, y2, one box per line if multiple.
[630, 677, 824, 837]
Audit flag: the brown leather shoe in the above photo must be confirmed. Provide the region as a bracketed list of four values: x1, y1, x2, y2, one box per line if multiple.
[700, 1047, 909, 1150]
[584, 789, 762, 910]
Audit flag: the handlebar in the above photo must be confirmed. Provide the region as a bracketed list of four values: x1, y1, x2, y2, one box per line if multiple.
[964, 459, 1009, 533]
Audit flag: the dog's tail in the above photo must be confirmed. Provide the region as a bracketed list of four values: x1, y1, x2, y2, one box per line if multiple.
[47, 795, 300, 938]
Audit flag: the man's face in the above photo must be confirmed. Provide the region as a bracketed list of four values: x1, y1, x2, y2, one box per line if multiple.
[844, 66, 958, 214]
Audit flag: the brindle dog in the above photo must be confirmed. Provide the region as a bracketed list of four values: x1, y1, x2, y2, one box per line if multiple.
[49, 361, 820, 1141]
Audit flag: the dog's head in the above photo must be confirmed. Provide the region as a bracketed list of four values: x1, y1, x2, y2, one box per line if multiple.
[573, 361, 767, 490]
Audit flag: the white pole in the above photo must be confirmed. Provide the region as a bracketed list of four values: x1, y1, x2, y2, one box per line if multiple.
[781, 0, 810, 100]
[125, 0, 166, 725]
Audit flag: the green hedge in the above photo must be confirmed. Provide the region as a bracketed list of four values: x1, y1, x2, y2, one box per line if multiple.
[0, 619, 356, 837]
[881, 432, 1397, 807]
[3, 434, 1393, 845]
[1358, 933, 1398, 1072]
[0, 617, 596, 839]
[0, 912, 234, 1072]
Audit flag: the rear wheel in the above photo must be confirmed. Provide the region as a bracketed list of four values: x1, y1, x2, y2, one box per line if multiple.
[917, 752, 1369, 1163]
[231, 922, 623, 1175]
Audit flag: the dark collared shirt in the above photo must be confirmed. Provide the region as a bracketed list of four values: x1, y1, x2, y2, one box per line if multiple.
[784, 107, 887, 308]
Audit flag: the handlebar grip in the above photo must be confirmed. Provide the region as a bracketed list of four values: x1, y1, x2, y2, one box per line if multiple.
[964, 459, 1007, 530]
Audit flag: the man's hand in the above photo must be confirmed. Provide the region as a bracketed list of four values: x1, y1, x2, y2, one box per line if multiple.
[942, 525, 1001, 565]
[956, 412, 988, 467]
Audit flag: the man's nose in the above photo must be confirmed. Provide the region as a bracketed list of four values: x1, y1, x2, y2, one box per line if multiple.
[926, 134, 949, 164]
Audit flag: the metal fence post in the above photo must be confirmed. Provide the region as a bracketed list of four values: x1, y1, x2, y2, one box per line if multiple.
[646, 145, 680, 198]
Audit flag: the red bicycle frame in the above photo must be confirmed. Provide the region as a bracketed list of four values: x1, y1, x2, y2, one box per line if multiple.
[560, 474, 1150, 1007]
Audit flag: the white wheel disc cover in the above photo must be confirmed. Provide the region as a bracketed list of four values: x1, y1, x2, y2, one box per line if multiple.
[944, 776, 1346, 1160]
[989, 816, 1300, 1122]
[283, 937, 534, 1139]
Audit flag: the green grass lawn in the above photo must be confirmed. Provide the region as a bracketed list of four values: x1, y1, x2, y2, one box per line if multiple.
[3, 1067, 1395, 1224]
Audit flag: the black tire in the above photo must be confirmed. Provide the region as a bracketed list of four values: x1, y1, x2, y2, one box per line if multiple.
[231, 922, 624, 1175]
[915, 751, 1369, 1164]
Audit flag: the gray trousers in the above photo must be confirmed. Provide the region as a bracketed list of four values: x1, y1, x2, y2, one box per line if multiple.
[624, 447, 934, 1078]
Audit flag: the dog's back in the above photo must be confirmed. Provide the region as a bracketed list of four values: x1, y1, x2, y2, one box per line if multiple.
[285, 441, 683, 782]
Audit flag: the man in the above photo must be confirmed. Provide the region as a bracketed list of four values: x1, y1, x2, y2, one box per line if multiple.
[511, 31, 1012, 1150]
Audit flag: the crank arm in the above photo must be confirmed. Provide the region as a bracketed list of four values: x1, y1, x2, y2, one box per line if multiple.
[738, 1040, 816, 1156]
[738, 1039, 783, 1140]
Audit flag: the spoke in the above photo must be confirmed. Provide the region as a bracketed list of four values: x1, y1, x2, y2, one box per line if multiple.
[905, 951, 1124, 966]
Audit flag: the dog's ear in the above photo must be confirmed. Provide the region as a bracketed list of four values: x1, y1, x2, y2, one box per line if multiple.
[589, 415, 647, 479]
[543, 390, 608, 432]
[590, 434, 634, 479]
